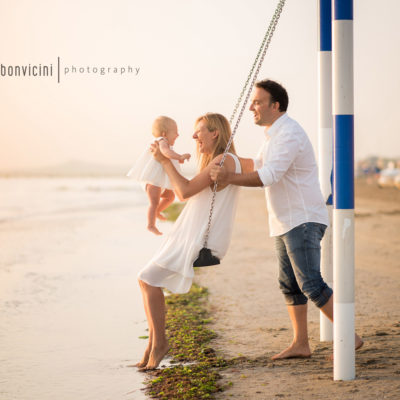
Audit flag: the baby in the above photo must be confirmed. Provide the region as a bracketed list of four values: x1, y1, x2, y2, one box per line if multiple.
[127, 116, 190, 235]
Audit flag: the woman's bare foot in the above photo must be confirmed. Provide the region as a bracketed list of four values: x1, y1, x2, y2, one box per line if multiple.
[141, 342, 169, 370]
[148, 225, 162, 235]
[271, 342, 312, 360]
[133, 344, 152, 368]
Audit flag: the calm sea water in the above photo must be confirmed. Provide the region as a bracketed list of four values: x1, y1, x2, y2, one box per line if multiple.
[0, 177, 170, 400]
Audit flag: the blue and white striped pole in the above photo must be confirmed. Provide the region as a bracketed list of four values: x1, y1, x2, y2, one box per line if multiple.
[318, 0, 333, 342]
[332, 0, 355, 380]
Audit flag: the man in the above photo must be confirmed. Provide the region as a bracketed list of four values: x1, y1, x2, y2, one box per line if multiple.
[210, 79, 362, 359]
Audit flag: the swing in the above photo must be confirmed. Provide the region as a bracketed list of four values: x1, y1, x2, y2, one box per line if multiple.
[193, 0, 286, 267]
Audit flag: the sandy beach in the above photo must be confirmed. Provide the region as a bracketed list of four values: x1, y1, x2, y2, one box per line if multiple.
[1, 178, 399, 399]
[195, 180, 400, 399]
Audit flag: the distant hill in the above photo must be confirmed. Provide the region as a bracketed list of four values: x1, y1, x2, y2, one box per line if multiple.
[0, 160, 131, 177]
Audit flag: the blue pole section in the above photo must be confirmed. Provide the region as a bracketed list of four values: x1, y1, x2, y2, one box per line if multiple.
[318, 0, 333, 342]
[332, 0, 355, 380]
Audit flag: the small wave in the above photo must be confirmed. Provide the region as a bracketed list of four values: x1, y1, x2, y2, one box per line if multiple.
[0, 201, 146, 224]
[56, 185, 141, 192]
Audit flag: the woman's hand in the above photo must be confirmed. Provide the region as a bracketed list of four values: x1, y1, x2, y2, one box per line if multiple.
[150, 141, 168, 163]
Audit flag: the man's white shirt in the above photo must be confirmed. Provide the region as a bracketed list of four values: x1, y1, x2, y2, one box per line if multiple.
[254, 113, 329, 236]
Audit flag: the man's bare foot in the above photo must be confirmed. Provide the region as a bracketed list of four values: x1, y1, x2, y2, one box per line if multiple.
[271, 342, 312, 360]
[156, 212, 167, 221]
[355, 334, 364, 350]
[148, 225, 162, 235]
[141, 342, 169, 370]
[327, 334, 364, 361]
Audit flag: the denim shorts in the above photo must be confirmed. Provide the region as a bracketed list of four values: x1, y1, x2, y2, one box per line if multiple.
[274, 222, 333, 308]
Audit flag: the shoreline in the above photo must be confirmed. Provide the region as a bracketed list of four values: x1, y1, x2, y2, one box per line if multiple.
[0, 179, 157, 400]
[194, 181, 400, 399]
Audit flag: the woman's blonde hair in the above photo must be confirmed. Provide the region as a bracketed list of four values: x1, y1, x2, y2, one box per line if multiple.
[195, 113, 236, 171]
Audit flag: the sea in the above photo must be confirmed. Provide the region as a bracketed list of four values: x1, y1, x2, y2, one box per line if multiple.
[0, 177, 171, 400]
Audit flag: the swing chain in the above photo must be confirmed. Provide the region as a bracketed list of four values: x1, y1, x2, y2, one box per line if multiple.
[229, 0, 286, 126]
[203, 0, 286, 249]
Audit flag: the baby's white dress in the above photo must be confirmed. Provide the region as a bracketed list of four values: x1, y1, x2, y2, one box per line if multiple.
[138, 153, 242, 294]
[127, 137, 180, 190]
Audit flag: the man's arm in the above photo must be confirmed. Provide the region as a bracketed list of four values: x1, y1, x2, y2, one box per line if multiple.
[227, 170, 264, 187]
[238, 157, 256, 173]
[211, 130, 301, 187]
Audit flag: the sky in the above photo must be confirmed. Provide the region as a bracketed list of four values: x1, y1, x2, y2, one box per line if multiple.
[0, 0, 399, 171]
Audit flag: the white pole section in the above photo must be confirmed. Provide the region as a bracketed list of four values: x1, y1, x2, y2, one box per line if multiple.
[332, 0, 355, 381]
[318, 0, 333, 342]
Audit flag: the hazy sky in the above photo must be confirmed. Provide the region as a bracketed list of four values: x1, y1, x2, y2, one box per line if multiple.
[0, 0, 399, 171]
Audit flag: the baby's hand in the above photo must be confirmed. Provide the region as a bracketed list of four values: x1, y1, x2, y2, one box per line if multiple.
[179, 153, 191, 163]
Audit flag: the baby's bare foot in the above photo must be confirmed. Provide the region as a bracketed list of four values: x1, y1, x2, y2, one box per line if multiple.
[148, 225, 162, 235]
[156, 212, 167, 221]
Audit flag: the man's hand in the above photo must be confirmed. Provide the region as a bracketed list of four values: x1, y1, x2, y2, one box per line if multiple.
[210, 164, 230, 184]
[150, 141, 168, 163]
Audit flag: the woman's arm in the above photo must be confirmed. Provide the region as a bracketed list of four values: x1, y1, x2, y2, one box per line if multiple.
[160, 160, 212, 201]
[151, 141, 234, 201]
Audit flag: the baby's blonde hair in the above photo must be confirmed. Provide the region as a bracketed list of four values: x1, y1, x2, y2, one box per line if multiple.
[152, 116, 176, 138]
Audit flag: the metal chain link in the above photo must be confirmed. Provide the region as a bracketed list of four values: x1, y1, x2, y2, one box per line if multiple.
[203, 0, 286, 248]
[229, 5, 278, 126]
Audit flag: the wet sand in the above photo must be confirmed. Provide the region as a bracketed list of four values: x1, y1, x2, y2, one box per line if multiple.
[195, 181, 400, 399]
[0, 179, 168, 400]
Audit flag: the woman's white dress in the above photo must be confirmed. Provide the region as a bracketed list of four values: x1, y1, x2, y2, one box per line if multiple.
[138, 153, 242, 294]
[127, 138, 180, 190]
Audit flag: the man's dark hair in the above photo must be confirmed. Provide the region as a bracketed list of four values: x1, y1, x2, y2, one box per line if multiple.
[255, 79, 289, 112]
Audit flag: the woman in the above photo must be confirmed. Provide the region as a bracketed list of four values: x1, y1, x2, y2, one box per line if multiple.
[136, 113, 248, 370]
